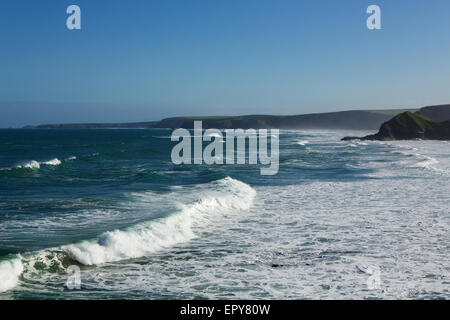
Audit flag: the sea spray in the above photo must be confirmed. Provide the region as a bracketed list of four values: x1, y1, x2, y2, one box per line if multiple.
[0, 257, 24, 293]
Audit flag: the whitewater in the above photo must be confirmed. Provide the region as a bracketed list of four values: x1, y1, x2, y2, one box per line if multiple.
[0, 129, 448, 299]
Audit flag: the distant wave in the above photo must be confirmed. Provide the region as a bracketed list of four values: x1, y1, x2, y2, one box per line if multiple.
[0, 177, 256, 292]
[41, 158, 62, 166]
[16, 158, 62, 170]
[1, 158, 70, 172]
[16, 160, 41, 169]
[412, 155, 449, 176]
[412, 155, 439, 169]
[395, 150, 450, 176]
[296, 140, 309, 146]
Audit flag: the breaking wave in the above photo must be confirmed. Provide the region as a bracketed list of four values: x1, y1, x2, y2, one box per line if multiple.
[413, 155, 439, 169]
[0, 257, 24, 293]
[296, 140, 309, 146]
[63, 177, 255, 265]
[41, 158, 62, 166]
[16, 158, 62, 170]
[0, 177, 256, 292]
[0, 158, 69, 171]
[16, 160, 41, 169]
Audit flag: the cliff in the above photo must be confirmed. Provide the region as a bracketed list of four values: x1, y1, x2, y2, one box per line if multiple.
[343, 112, 450, 141]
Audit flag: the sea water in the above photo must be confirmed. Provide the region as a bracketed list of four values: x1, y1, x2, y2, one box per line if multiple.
[0, 129, 448, 299]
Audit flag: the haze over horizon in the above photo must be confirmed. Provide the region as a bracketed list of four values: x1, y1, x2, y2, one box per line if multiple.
[2, 0, 450, 127]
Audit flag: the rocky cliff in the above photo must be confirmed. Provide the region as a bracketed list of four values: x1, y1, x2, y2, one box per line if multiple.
[343, 112, 450, 141]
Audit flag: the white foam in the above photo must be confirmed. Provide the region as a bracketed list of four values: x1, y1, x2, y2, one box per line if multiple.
[14, 158, 62, 170]
[42, 158, 62, 166]
[0, 257, 23, 293]
[63, 177, 256, 265]
[296, 140, 309, 146]
[413, 155, 438, 169]
[16, 160, 40, 169]
[0, 178, 255, 291]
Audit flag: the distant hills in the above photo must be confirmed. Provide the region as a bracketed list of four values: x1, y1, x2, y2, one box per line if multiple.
[24, 104, 450, 132]
[149, 110, 393, 130]
[343, 105, 450, 141]
[26, 109, 402, 130]
[418, 104, 450, 122]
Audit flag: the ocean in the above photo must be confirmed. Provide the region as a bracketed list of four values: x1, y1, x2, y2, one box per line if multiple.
[0, 129, 448, 299]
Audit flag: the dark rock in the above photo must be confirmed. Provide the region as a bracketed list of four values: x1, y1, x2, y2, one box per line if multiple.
[342, 112, 450, 141]
[341, 136, 361, 141]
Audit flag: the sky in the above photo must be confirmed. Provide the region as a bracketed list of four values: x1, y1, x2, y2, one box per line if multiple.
[1, 0, 450, 127]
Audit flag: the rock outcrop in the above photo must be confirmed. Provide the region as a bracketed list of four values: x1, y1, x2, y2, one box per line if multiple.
[343, 112, 450, 141]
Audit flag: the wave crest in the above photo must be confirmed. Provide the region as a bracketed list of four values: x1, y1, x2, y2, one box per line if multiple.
[0, 177, 256, 292]
[16, 160, 41, 169]
[42, 158, 62, 166]
[63, 177, 255, 265]
[0, 257, 24, 293]
[12, 158, 63, 170]
[296, 140, 309, 146]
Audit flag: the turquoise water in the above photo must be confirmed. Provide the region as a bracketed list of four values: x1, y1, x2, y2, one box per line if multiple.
[0, 129, 448, 299]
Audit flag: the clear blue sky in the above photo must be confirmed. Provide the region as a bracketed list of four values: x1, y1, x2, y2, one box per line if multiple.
[1, 0, 450, 127]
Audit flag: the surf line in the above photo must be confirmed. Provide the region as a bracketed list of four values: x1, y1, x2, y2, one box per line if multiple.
[170, 121, 279, 175]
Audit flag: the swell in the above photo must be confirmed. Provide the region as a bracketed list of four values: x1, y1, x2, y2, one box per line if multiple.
[0, 177, 256, 292]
